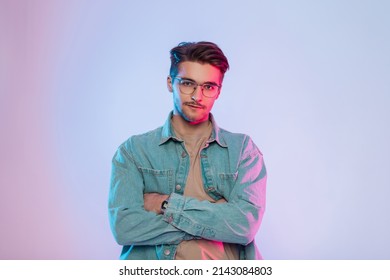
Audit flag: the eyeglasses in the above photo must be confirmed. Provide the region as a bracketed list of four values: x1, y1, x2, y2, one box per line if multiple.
[173, 77, 221, 98]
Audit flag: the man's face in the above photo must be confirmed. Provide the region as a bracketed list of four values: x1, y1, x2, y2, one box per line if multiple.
[167, 61, 222, 125]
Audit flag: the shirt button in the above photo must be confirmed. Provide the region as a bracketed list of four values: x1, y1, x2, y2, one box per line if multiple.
[175, 184, 182, 191]
[181, 151, 187, 158]
[164, 249, 171, 256]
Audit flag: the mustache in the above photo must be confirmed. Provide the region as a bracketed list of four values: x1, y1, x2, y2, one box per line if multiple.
[184, 101, 205, 108]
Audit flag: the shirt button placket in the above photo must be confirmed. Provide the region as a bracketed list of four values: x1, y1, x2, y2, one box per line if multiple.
[176, 147, 187, 195]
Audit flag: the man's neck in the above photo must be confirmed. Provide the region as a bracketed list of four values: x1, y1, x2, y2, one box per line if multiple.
[171, 113, 211, 137]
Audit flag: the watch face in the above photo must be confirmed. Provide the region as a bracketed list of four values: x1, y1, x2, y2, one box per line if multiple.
[161, 200, 168, 210]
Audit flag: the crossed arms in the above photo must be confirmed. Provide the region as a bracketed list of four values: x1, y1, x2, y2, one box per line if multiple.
[109, 141, 266, 246]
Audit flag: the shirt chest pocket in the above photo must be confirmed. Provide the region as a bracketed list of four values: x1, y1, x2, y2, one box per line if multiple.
[214, 172, 238, 200]
[139, 167, 174, 194]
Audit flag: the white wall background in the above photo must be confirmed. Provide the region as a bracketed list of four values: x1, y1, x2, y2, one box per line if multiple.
[1, 0, 389, 259]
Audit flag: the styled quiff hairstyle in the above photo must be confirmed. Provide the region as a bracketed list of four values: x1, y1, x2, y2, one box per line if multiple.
[169, 41, 230, 80]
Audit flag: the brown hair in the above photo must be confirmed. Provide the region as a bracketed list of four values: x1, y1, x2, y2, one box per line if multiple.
[169, 41, 229, 79]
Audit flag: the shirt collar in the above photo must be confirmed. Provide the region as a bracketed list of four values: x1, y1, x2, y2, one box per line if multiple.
[160, 111, 227, 148]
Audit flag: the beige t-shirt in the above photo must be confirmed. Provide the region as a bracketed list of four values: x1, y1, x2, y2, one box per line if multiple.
[171, 116, 239, 260]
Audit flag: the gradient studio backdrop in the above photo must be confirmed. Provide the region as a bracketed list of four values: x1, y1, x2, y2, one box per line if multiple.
[1, 0, 389, 259]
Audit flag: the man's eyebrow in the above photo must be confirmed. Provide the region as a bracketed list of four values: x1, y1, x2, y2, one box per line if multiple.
[180, 77, 195, 82]
[181, 77, 219, 85]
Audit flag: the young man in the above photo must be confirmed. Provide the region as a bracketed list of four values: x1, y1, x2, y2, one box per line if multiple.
[109, 41, 267, 259]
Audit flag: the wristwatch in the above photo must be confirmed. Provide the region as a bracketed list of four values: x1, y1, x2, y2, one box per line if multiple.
[161, 200, 169, 212]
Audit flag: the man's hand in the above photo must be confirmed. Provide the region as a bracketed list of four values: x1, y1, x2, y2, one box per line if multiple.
[143, 193, 170, 214]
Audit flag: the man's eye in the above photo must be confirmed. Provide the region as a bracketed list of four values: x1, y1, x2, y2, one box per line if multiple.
[203, 84, 215, 91]
[181, 81, 195, 87]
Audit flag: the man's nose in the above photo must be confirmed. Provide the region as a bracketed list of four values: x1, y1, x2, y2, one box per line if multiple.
[192, 85, 203, 101]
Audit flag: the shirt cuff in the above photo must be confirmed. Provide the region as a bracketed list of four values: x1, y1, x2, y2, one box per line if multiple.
[162, 192, 185, 223]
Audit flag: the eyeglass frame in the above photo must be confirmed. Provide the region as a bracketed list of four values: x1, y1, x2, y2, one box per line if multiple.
[172, 76, 222, 98]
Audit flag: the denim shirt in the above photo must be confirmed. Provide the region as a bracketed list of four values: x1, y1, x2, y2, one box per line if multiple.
[109, 112, 267, 260]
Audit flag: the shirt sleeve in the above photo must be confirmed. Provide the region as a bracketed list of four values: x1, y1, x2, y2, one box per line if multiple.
[162, 136, 267, 245]
[108, 145, 194, 246]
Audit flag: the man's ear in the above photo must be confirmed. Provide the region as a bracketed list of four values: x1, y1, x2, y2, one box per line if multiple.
[167, 76, 173, 92]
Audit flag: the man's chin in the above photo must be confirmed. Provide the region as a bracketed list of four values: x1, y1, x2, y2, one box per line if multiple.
[186, 115, 209, 125]
[176, 109, 209, 124]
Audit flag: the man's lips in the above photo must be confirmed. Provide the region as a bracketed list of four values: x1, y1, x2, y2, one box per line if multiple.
[184, 102, 205, 109]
